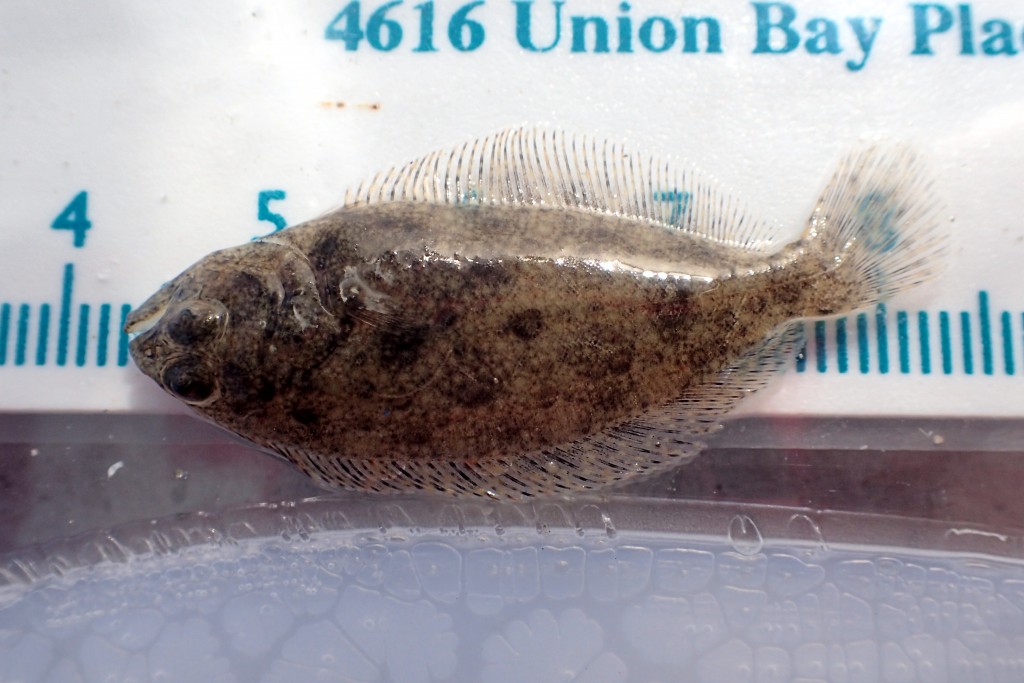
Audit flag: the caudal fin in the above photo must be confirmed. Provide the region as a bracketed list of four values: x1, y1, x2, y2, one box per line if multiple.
[805, 145, 947, 311]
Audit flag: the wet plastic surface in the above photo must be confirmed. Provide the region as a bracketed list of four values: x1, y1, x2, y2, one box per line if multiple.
[3, 414, 1024, 552]
[3, 416, 1024, 681]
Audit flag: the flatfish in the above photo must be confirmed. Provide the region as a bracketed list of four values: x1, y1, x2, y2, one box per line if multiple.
[125, 128, 945, 498]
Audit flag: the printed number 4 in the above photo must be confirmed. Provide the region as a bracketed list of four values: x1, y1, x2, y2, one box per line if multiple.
[325, 1, 485, 52]
[52, 191, 91, 248]
[326, 1, 403, 51]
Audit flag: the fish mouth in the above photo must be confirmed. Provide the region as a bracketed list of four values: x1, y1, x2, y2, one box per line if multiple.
[124, 279, 178, 335]
[124, 303, 168, 336]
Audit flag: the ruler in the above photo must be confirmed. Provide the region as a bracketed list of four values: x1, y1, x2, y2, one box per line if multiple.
[0, 262, 130, 370]
[1, 0, 1022, 417]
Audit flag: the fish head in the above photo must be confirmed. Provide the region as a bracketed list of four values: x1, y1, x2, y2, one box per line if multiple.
[125, 239, 330, 411]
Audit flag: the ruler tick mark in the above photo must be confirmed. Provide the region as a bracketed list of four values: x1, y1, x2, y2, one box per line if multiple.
[15, 304, 29, 366]
[979, 290, 993, 375]
[36, 303, 51, 366]
[118, 304, 131, 367]
[97, 304, 111, 367]
[814, 320, 826, 373]
[1001, 310, 1014, 376]
[835, 317, 848, 373]
[961, 311, 974, 375]
[876, 303, 889, 374]
[0, 304, 9, 366]
[795, 325, 807, 372]
[57, 264, 74, 366]
[897, 310, 910, 374]
[76, 303, 90, 367]
[939, 311, 952, 374]
[857, 312, 869, 374]
[918, 311, 931, 375]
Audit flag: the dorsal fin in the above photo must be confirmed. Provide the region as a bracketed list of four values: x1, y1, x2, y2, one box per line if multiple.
[343, 127, 780, 252]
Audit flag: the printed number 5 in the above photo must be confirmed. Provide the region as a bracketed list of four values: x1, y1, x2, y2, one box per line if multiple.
[258, 190, 288, 234]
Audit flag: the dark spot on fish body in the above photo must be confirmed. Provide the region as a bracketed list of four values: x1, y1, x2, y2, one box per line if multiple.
[290, 407, 320, 426]
[232, 271, 274, 303]
[433, 306, 459, 329]
[308, 232, 360, 274]
[443, 371, 499, 408]
[335, 314, 356, 342]
[282, 364, 323, 395]
[506, 308, 544, 340]
[306, 232, 360, 314]
[350, 376, 376, 399]
[220, 361, 275, 410]
[376, 324, 429, 367]
[257, 379, 277, 402]
[220, 362, 250, 397]
[466, 261, 514, 291]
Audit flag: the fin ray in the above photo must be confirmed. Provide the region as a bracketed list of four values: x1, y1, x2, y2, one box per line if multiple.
[344, 126, 780, 252]
[805, 145, 947, 307]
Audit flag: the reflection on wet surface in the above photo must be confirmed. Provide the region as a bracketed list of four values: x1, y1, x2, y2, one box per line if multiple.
[2, 414, 1023, 554]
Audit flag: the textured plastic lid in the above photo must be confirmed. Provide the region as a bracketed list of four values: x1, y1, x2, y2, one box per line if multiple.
[3, 495, 1024, 682]
[4, 412, 1024, 682]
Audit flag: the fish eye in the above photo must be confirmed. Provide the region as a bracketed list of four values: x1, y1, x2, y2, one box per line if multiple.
[166, 302, 226, 346]
[162, 357, 219, 405]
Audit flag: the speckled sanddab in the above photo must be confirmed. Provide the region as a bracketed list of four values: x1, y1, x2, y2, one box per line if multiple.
[125, 128, 945, 498]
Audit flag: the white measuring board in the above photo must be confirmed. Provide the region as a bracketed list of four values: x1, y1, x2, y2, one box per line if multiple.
[1, 0, 1022, 417]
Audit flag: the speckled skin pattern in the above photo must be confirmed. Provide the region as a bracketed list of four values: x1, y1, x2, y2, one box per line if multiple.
[128, 202, 861, 494]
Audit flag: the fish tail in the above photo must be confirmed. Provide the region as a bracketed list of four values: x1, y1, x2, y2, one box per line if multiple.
[797, 145, 947, 316]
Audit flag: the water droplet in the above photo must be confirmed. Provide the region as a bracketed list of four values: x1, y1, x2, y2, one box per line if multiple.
[727, 514, 764, 556]
[785, 513, 829, 552]
[601, 512, 617, 539]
